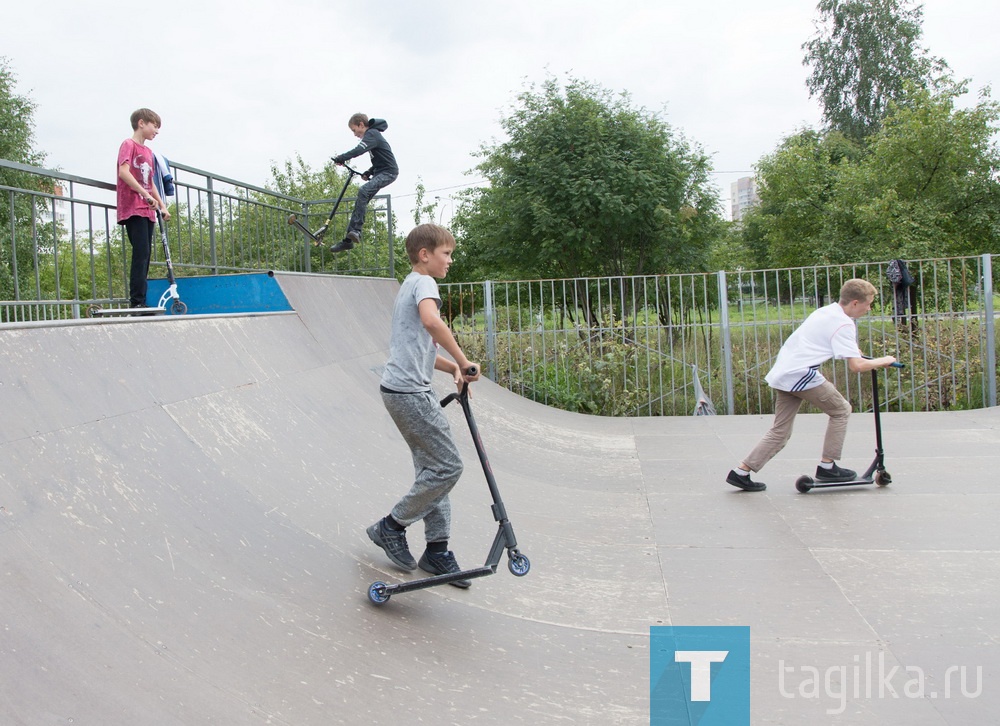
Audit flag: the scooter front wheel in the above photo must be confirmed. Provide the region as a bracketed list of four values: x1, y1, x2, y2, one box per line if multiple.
[795, 476, 814, 493]
[875, 470, 892, 487]
[171, 300, 188, 315]
[508, 553, 531, 577]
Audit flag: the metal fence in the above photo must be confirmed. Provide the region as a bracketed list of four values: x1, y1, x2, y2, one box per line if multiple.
[442, 255, 999, 416]
[0, 158, 394, 321]
[5, 158, 999, 416]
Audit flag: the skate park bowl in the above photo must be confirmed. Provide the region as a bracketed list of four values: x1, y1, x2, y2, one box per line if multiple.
[2, 272, 998, 725]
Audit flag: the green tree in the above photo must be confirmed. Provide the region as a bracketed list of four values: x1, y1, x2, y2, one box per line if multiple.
[452, 76, 720, 281]
[803, 0, 947, 141]
[746, 82, 1000, 266]
[0, 57, 48, 306]
[750, 128, 864, 267]
[834, 80, 1000, 259]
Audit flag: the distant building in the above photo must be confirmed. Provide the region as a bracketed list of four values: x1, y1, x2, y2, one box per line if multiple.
[730, 176, 759, 221]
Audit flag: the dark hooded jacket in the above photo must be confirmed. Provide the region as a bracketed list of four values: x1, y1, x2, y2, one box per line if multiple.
[333, 118, 398, 176]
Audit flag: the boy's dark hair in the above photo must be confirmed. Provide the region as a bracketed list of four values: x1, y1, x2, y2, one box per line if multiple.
[348, 113, 369, 128]
[405, 224, 455, 263]
[130, 108, 161, 130]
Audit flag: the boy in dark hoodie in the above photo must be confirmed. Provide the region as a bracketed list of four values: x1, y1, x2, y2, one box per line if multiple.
[329, 113, 399, 252]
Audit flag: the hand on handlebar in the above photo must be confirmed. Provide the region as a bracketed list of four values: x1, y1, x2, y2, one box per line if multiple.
[453, 363, 481, 392]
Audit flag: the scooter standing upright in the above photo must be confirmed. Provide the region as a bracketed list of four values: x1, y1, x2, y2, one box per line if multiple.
[795, 361, 905, 493]
[367, 368, 531, 605]
[89, 210, 187, 317]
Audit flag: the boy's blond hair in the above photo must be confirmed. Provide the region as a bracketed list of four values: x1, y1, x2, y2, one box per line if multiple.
[130, 108, 161, 130]
[348, 113, 369, 128]
[405, 224, 455, 264]
[839, 278, 877, 304]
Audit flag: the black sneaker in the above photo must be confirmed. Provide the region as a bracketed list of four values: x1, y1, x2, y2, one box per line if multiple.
[367, 520, 417, 571]
[346, 230, 361, 244]
[726, 469, 766, 491]
[815, 462, 857, 482]
[329, 238, 354, 253]
[418, 550, 471, 588]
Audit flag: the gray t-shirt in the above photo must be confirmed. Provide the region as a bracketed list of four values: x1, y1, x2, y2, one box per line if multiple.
[380, 271, 440, 393]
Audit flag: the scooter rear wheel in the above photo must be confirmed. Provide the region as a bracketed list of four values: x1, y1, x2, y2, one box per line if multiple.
[368, 581, 390, 605]
[795, 476, 814, 493]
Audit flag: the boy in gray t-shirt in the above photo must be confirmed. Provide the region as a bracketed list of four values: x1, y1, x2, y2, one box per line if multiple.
[368, 224, 481, 587]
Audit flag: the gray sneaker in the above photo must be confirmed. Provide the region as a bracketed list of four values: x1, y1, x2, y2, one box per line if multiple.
[418, 550, 471, 588]
[367, 519, 417, 571]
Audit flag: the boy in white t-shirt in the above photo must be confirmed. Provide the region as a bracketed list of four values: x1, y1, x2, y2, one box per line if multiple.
[727, 279, 896, 491]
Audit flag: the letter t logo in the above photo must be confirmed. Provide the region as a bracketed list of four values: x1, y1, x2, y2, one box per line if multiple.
[674, 651, 729, 701]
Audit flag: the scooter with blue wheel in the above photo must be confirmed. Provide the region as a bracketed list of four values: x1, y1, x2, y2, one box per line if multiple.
[368, 366, 530, 605]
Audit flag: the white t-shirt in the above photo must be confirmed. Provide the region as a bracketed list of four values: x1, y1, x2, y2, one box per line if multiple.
[765, 302, 862, 392]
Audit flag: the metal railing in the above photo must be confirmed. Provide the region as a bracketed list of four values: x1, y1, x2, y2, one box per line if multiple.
[0, 158, 394, 320]
[5, 158, 998, 416]
[442, 256, 999, 416]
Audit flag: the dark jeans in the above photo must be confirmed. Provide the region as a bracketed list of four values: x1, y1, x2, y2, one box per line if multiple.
[123, 215, 154, 307]
[347, 171, 397, 237]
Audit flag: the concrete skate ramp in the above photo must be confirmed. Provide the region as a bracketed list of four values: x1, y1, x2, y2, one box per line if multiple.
[2, 273, 999, 725]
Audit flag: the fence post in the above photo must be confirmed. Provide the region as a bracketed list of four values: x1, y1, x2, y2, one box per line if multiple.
[484, 280, 496, 381]
[984, 253, 996, 408]
[717, 270, 735, 415]
[385, 196, 395, 278]
[206, 175, 218, 274]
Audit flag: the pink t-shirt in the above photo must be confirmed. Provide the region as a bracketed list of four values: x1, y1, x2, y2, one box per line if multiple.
[117, 138, 156, 223]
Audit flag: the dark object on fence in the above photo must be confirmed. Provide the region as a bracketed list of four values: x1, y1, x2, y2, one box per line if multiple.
[692, 365, 717, 416]
[886, 259, 917, 332]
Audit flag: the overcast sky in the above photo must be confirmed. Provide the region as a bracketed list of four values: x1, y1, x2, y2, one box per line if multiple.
[2, 0, 998, 228]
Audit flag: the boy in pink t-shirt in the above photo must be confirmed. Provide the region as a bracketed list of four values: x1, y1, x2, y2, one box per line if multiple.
[117, 108, 170, 308]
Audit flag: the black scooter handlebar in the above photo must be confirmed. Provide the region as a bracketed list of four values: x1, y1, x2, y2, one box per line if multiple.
[441, 365, 479, 407]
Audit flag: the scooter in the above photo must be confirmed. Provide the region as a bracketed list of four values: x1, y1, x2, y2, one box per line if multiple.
[367, 367, 531, 605]
[287, 163, 362, 246]
[795, 361, 905, 493]
[89, 210, 187, 317]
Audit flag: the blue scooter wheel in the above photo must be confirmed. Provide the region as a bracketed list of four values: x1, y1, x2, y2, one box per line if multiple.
[368, 581, 390, 605]
[508, 553, 531, 577]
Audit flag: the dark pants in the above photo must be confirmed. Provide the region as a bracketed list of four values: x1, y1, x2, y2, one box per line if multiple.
[123, 216, 154, 307]
[347, 172, 397, 237]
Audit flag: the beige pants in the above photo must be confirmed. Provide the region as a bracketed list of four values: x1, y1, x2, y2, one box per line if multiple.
[743, 381, 852, 472]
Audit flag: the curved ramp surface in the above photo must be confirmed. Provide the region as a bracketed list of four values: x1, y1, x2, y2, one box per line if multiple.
[2, 273, 999, 725]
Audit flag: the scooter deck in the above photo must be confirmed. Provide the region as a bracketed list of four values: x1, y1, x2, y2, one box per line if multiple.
[287, 215, 321, 244]
[796, 470, 890, 493]
[377, 565, 496, 597]
[90, 306, 165, 317]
